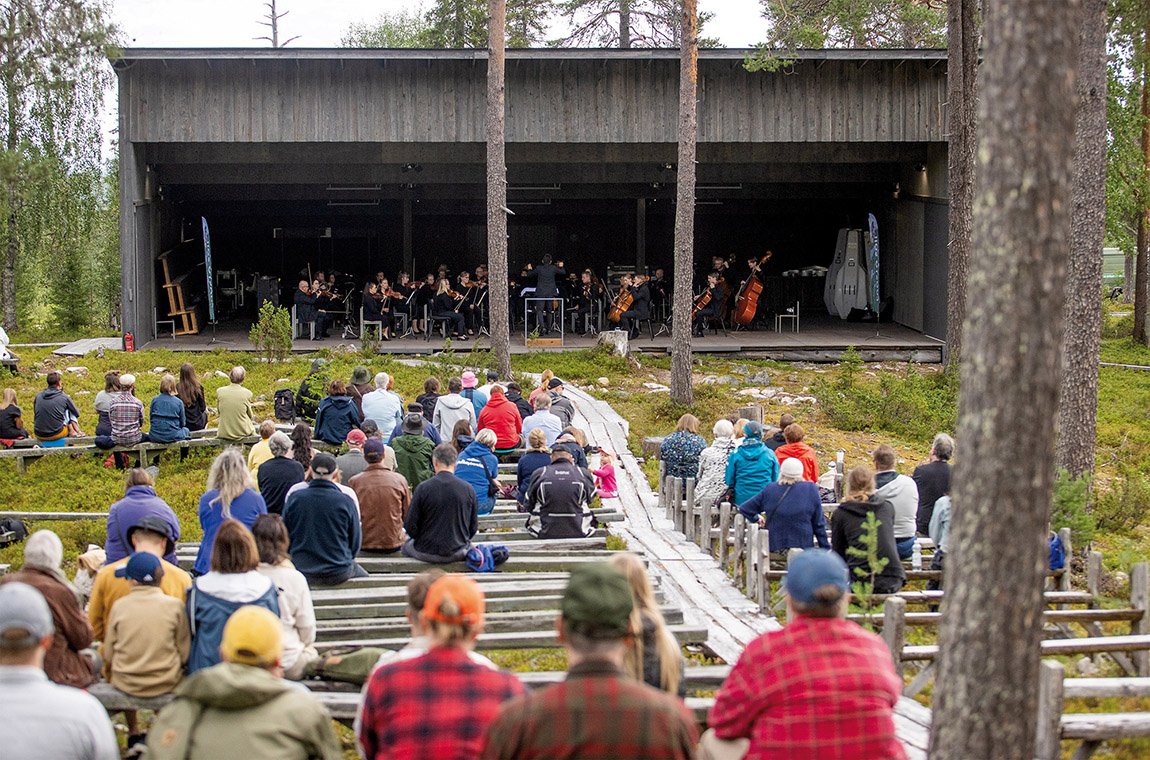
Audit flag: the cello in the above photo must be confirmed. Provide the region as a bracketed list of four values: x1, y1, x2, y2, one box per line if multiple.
[732, 251, 772, 327]
[607, 276, 648, 323]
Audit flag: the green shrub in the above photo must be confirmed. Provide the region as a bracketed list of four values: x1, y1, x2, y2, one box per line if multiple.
[248, 301, 293, 363]
[1094, 466, 1150, 534]
[1051, 468, 1096, 544]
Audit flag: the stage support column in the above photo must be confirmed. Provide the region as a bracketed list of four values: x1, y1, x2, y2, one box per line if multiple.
[636, 197, 647, 272]
[402, 199, 414, 275]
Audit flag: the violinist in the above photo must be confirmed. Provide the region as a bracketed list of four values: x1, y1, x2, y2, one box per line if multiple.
[693, 271, 722, 337]
[574, 270, 602, 334]
[416, 273, 437, 334]
[472, 267, 490, 331]
[617, 273, 651, 341]
[394, 272, 418, 336]
[313, 279, 333, 339]
[457, 272, 478, 335]
[294, 280, 326, 341]
[377, 277, 397, 341]
[432, 278, 468, 341]
[649, 267, 670, 317]
[362, 281, 385, 338]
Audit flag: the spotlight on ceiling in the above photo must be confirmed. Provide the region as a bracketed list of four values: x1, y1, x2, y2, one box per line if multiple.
[402, 163, 423, 173]
[915, 163, 927, 172]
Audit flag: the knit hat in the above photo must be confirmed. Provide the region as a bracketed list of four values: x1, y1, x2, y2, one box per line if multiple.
[423, 575, 485, 627]
[779, 457, 804, 480]
[350, 366, 371, 385]
[220, 606, 283, 667]
[486, 370, 499, 382]
[548, 378, 564, 389]
[346, 429, 366, 446]
[561, 563, 633, 639]
[461, 371, 478, 389]
[310, 358, 328, 373]
[0, 582, 54, 647]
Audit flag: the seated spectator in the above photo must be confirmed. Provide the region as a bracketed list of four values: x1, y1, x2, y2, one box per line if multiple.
[416, 376, 442, 421]
[360, 575, 525, 759]
[554, 431, 589, 469]
[774, 423, 819, 482]
[524, 448, 598, 540]
[0, 531, 97, 687]
[660, 413, 707, 481]
[347, 365, 374, 420]
[704, 550, 904, 760]
[0, 583, 118, 760]
[247, 419, 277, 475]
[609, 552, 684, 695]
[176, 362, 207, 432]
[253, 514, 320, 680]
[314, 379, 362, 446]
[290, 421, 316, 474]
[520, 393, 563, 447]
[504, 381, 533, 420]
[765, 413, 793, 452]
[460, 370, 488, 419]
[257, 431, 306, 514]
[93, 371, 120, 438]
[724, 422, 780, 507]
[914, 432, 955, 536]
[148, 373, 190, 443]
[216, 366, 256, 443]
[732, 418, 749, 446]
[695, 419, 737, 511]
[477, 385, 523, 452]
[0, 389, 27, 441]
[831, 466, 906, 595]
[738, 457, 829, 553]
[107, 373, 148, 446]
[187, 521, 280, 673]
[32, 371, 83, 446]
[482, 563, 698, 760]
[456, 428, 501, 515]
[147, 605, 341, 760]
[105, 468, 181, 565]
[432, 376, 477, 441]
[873, 443, 920, 559]
[476, 369, 501, 398]
[388, 402, 443, 446]
[337, 428, 370, 480]
[451, 418, 474, 453]
[283, 453, 367, 586]
[393, 412, 436, 489]
[516, 428, 552, 503]
[927, 492, 952, 593]
[545, 378, 575, 428]
[402, 444, 478, 563]
[295, 358, 329, 422]
[528, 369, 553, 405]
[361, 372, 403, 439]
[194, 448, 268, 576]
[591, 448, 618, 499]
[350, 438, 412, 554]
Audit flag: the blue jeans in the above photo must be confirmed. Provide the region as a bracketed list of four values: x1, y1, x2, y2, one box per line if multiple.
[896, 535, 916, 560]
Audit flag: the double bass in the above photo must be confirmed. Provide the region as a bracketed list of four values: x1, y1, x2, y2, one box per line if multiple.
[732, 251, 772, 327]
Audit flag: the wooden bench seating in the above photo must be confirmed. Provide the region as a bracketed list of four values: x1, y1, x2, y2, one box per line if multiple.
[318, 623, 709, 651]
[1036, 662, 1150, 760]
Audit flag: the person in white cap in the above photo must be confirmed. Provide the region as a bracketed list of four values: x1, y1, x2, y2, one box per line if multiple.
[0, 582, 119, 760]
[736, 456, 829, 553]
[109, 373, 148, 446]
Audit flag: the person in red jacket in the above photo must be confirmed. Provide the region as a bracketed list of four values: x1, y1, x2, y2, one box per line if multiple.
[476, 386, 524, 453]
[773, 423, 819, 482]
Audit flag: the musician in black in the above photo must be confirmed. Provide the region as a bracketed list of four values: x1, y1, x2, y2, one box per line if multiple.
[617, 273, 651, 341]
[528, 254, 565, 334]
[457, 271, 479, 334]
[648, 267, 670, 318]
[394, 272, 418, 336]
[416, 273, 437, 334]
[362, 281, 385, 338]
[294, 280, 326, 341]
[432, 278, 468, 341]
[693, 271, 722, 337]
[312, 279, 332, 338]
[377, 277, 397, 341]
[573, 270, 602, 334]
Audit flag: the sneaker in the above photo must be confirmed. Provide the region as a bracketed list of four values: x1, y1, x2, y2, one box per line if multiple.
[125, 733, 148, 758]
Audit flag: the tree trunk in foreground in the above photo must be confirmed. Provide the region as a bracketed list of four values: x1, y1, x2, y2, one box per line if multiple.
[929, 0, 1079, 757]
[1138, 40, 1150, 345]
[943, 0, 979, 367]
[669, 0, 696, 406]
[487, 0, 511, 378]
[1056, 0, 1108, 480]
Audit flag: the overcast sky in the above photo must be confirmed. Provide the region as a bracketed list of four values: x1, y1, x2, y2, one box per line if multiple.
[110, 0, 770, 48]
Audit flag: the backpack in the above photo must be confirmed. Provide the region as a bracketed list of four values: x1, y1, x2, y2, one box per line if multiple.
[274, 388, 295, 422]
[0, 517, 27, 547]
[1049, 531, 1066, 571]
[466, 544, 509, 573]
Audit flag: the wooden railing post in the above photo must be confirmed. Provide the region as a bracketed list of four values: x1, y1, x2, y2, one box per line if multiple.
[718, 501, 731, 567]
[1131, 562, 1149, 676]
[746, 523, 759, 599]
[834, 450, 845, 502]
[1087, 550, 1102, 599]
[1058, 527, 1073, 592]
[670, 478, 683, 533]
[684, 478, 696, 543]
[1033, 660, 1065, 760]
[699, 493, 713, 555]
[658, 460, 667, 516]
[733, 514, 746, 587]
[757, 529, 771, 612]
[880, 597, 907, 679]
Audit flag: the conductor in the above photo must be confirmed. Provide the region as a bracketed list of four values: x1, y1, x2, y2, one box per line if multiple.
[528, 254, 565, 335]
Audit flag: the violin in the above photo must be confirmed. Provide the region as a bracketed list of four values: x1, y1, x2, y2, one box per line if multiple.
[733, 251, 773, 327]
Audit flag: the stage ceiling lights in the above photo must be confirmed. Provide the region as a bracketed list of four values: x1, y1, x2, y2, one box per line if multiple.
[402, 163, 423, 173]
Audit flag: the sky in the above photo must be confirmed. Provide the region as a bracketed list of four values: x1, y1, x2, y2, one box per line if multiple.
[110, 0, 770, 49]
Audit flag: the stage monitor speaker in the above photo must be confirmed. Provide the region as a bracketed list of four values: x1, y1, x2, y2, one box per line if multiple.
[257, 276, 280, 308]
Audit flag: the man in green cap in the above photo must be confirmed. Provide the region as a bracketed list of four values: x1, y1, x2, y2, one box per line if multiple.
[481, 563, 698, 760]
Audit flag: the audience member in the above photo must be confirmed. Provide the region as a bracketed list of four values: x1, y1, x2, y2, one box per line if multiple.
[289, 421, 316, 474]
[451, 418, 474, 453]
[774, 423, 819, 482]
[528, 369, 553, 405]
[516, 428, 552, 503]
[257, 432, 306, 514]
[0, 583, 119, 760]
[765, 413, 794, 452]
[32, 371, 83, 446]
[388, 402, 443, 445]
[732, 418, 749, 445]
[504, 381, 533, 420]
[704, 550, 905, 760]
[402, 444, 478, 563]
[460, 370, 488, 419]
[609, 553, 684, 695]
[591, 448, 618, 499]
[0, 530, 96, 687]
[347, 365, 375, 420]
[724, 422, 780, 507]
[393, 413, 436, 488]
[873, 443, 920, 559]
[187, 521, 280, 673]
[417, 376, 442, 421]
[253, 515, 320, 680]
[545, 378, 575, 428]
[283, 453, 367, 586]
[149, 373, 190, 443]
[660, 413, 707, 481]
[93, 371, 120, 438]
[295, 358, 329, 421]
[476, 370, 501, 398]
[336, 428, 370, 480]
[361, 372, 404, 439]
[927, 492, 952, 593]
[216, 366, 256, 443]
[247, 419, 277, 475]
[350, 438, 412, 554]
[738, 458, 829, 552]
[359, 575, 524, 759]
[104, 373, 148, 446]
[521, 393, 563, 447]
[914, 432, 955, 536]
[146, 605, 341, 760]
[477, 385, 523, 451]
[695, 419, 737, 511]
[523, 449, 598, 539]
[314, 379, 362, 445]
[176, 362, 207, 432]
[105, 468, 181, 565]
[554, 430, 589, 469]
[831, 466, 906, 595]
[193, 448, 268, 576]
[457, 428, 501, 515]
[433, 376, 477, 441]
[482, 563, 698, 760]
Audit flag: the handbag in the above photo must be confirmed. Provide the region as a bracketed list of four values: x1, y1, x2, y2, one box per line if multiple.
[303, 645, 388, 685]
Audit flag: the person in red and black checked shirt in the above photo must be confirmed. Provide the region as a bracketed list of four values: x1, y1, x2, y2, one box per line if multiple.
[700, 550, 907, 760]
[357, 574, 525, 760]
[481, 563, 699, 760]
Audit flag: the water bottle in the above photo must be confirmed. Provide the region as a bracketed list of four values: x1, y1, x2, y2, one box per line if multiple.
[912, 542, 923, 571]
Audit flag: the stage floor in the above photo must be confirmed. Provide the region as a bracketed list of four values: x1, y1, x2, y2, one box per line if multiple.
[142, 313, 943, 362]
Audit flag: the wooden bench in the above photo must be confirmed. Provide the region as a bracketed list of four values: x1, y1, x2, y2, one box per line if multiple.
[1035, 662, 1150, 760]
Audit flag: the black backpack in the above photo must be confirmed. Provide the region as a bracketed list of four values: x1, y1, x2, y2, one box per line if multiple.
[274, 388, 296, 422]
[0, 517, 28, 547]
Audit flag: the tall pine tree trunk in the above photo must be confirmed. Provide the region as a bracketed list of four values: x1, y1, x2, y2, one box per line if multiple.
[1138, 38, 1150, 345]
[619, 0, 631, 49]
[929, 0, 1079, 756]
[669, 0, 696, 405]
[487, 0, 511, 378]
[1056, 0, 1108, 479]
[1126, 254, 1136, 304]
[943, 0, 979, 366]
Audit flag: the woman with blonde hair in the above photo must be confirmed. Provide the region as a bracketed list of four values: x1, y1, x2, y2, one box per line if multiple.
[830, 465, 906, 594]
[529, 369, 554, 405]
[516, 427, 552, 503]
[193, 448, 267, 576]
[733, 418, 750, 444]
[148, 373, 190, 443]
[608, 552, 684, 696]
[0, 387, 29, 440]
[432, 278, 468, 340]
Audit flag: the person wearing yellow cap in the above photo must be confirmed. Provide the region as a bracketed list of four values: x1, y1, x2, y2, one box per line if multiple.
[145, 605, 341, 760]
[358, 574, 525, 759]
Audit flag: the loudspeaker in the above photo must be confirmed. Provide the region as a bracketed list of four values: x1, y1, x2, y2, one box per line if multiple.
[257, 276, 280, 308]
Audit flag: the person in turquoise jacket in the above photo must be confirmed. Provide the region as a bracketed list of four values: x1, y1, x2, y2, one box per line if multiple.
[724, 421, 780, 507]
[148, 374, 190, 443]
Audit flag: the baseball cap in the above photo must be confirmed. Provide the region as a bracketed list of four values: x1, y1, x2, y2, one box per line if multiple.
[127, 515, 177, 557]
[0, 582, 54, 647]
[743, 421, 762, 437]
[423, 575, 485, 627]
[402, 413, 424, 435]
[779, 457, 804, 479]
[310, 452, 337, 476]
[461, 371, 478, 388]
[119, 373, 136, 387]
[783, 550, 850, 605]
[346, 429, 366, 445]
[363, 437, 386, 456]
[548, 378, 564, 389]
[221, 605, 283, 667]
[561, 563, 633, 639]
[486, 370, 499, 381]
[115, 552, 164, 583]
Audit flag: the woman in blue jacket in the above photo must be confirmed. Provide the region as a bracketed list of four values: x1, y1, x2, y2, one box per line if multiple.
[193, 448, 267, 576]
[148, 374, 190, 443]
[105, 467, 181, 565]
[455, 428, 500, 515]
[314, 379, 362, 445]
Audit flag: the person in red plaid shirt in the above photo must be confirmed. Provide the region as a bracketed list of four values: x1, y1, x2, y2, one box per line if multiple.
[702, 549, 907, 760]
[357, 574, 525, 760]
[481, 562, 699, 760]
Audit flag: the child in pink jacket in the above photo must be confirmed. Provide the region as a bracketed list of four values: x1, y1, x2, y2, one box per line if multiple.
[591, 449, 618, 499]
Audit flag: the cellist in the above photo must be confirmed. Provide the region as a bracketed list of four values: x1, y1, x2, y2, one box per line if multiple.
[693, 271, 722, 337]
[617, 273, 651, 340]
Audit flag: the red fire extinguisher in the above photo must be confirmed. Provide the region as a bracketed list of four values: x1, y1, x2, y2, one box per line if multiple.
[123, 333, 134, 353]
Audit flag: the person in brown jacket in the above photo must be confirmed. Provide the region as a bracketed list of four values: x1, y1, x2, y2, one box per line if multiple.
[0, 530, 97, 687]
[349, 437, 412, 553]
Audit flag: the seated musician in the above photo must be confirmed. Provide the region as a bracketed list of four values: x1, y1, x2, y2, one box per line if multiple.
[693, 271, 722, 337]
[417, 273, 437, 334]
[574, 270, 600, 334]
[649, 266, 669, 317]
[377, 277, 395, 341]
[471, 270, 489, 332]
[394, 272, 417, 336]
[432, 279, 469, 341]
[313, 279, 332, 338]
[362, 281, 385, 338]
[293, 280, 326, 341]
[617, 273, 651, 341]
[457, 272, 478, 335]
